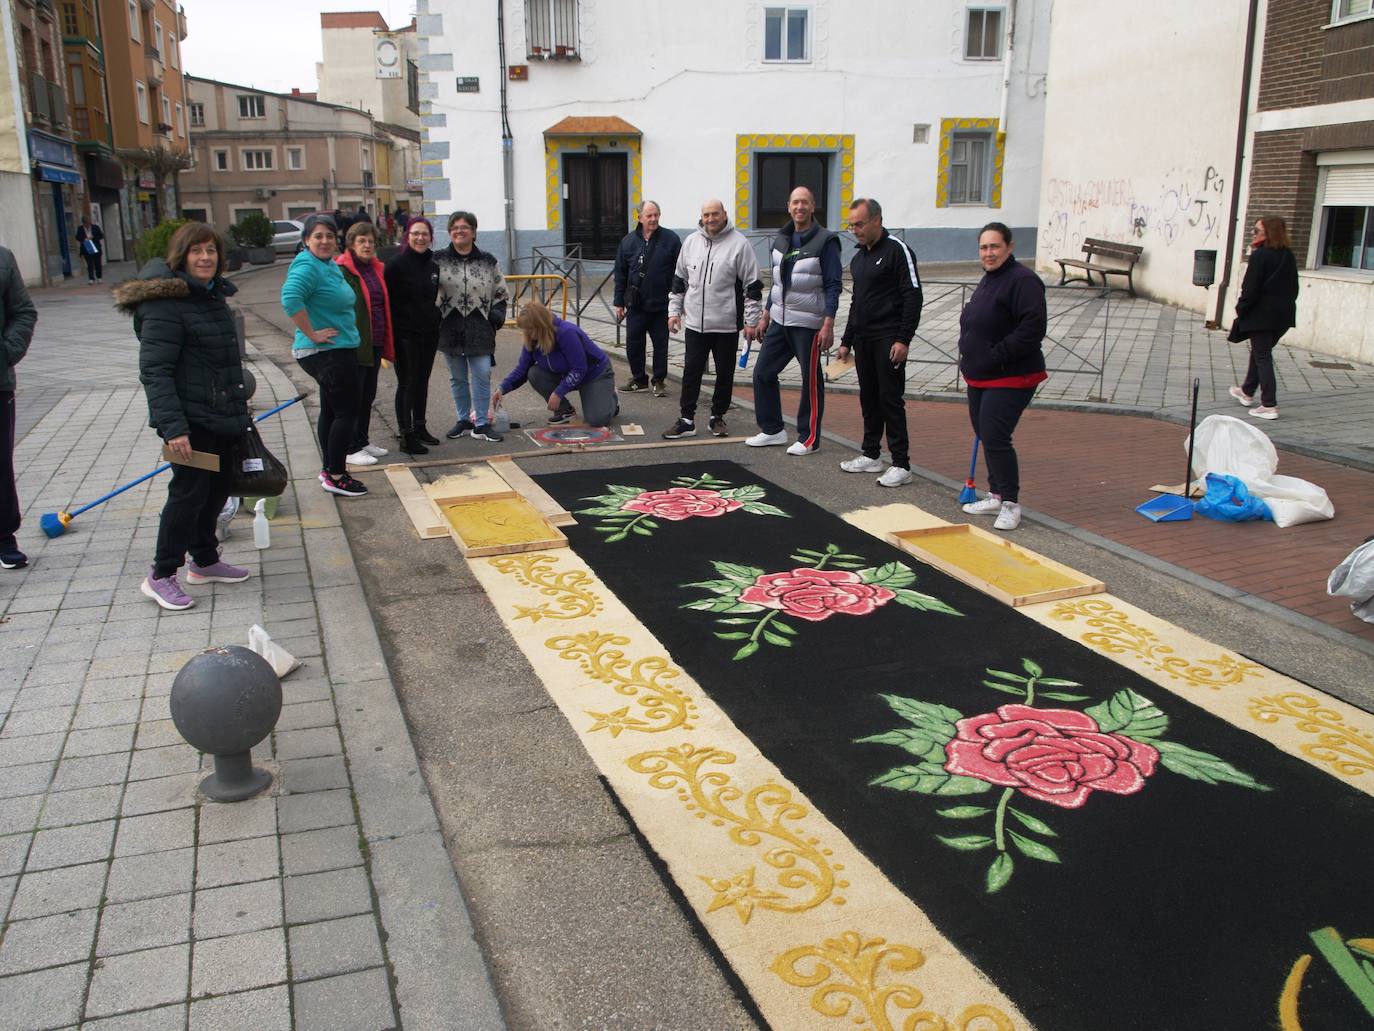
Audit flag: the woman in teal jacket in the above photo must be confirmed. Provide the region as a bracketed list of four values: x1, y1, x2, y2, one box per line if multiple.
[281, 213, 366, 497]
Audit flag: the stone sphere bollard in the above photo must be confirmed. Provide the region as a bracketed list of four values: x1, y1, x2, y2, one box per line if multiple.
[171, 645, 282, 802]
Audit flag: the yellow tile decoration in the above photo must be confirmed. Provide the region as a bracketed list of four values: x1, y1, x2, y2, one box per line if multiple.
[543, 134, 643, 230]
[734, 132, 856, 229]
[936, 117, 1004, 209]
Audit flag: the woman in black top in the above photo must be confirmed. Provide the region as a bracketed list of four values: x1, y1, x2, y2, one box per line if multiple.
[384, 217, 441, 454]
[957, 222, 1048, 532]
[1227, 216, 1299, 421]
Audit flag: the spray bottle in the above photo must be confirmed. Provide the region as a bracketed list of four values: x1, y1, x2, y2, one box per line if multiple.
[253, 498, 271, 550]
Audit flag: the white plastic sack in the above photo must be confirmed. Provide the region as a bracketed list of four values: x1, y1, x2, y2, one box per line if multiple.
[1186, 415, 1333, 527]
[1328, 539, 1374, 623]
[248, 624, 302, 678]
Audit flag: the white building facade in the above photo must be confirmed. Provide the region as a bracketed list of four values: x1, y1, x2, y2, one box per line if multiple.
[415, 0, 1050, 266]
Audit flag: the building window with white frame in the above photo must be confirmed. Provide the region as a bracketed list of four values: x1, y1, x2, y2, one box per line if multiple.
[1317, 160, 1374, 271]
[241, 149, 274, 171]
[1333, 0, 1372, 23]
[161, 95, 171, 127]
[949, 131, 992, 204]
[213, 149, 229, 171]
[763, 7, 809, 62]
[525, 0, 579, 59]
[286, 146, 304, 171]
[189, 101, 204, 127]
[166, 34, 177, 68]
[153, 21, 164, 59]
[135, 81, 148, 123]
[174, 101, 183, 136]
[127, 0, 140, 42]
[965, 7, 1003, 60]
[237, 94, 266, 119]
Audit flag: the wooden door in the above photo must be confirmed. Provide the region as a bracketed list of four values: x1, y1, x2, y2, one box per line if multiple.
[563, 152, 627, 260]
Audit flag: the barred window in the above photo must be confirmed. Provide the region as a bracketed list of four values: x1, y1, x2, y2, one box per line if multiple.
[525, 0, 579, 60]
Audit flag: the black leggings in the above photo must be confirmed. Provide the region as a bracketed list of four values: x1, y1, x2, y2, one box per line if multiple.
[351, 360, 381, 451]
[1240, 331, 1283, 408]
[153, 427, 235, 578]
[298, 348, 361, 475]
[967, 385, 1036, 503]
[393, 332, 439, 433]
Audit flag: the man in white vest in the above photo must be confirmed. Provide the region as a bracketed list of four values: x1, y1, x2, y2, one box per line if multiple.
[746, 186, 843, 455]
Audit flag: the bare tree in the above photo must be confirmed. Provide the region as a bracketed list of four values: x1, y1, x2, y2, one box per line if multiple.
[117, 144, 194, 224]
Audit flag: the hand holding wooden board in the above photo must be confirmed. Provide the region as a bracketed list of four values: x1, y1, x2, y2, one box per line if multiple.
[161, 445, 220, 471]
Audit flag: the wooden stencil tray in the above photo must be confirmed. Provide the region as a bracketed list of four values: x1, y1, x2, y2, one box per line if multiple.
[887, 523, 1104, 607]
[439, 494, 568, 558]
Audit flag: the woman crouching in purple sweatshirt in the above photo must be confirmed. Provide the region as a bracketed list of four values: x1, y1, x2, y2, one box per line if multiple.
[957, 222, 1047, 531]
[493, 301, 620, 427]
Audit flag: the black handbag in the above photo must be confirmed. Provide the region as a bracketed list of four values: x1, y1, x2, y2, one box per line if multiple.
[225, 424, 288, 497]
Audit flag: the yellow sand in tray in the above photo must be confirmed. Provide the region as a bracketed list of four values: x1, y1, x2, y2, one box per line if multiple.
[904, 528, 1082, 594]
[442, 496, 558, 549]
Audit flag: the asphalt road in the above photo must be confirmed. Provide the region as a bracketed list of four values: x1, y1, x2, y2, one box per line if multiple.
[229, 263, 1371, 1029]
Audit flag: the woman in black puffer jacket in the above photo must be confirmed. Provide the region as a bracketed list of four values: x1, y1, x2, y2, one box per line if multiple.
[116, 223, 252, 611]
[1227, 216, 1299, 421]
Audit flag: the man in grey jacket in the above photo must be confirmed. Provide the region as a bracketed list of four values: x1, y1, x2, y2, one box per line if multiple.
[663, 199, 764, 439]
[1, 247, 37, 569]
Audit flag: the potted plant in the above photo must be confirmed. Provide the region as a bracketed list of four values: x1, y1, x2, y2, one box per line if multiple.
[229, 213, 276, 266]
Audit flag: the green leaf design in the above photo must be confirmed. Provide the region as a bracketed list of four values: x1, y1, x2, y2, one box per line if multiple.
[714, 631, 751, 641]
[891, 588, 963, 616]
[981, 680, 1027, 696]
[683, 578, 743, 597]
[986, 852, 1014, 893]
[1022, 658, 1044, 677]
[829, 561, 867, 570]
[718, 484, 765, 502]
[1037, 677, 1083, 688]
[593, 525, 625, 534]
[715, 617, 757, 626]
[631, 524, 652, 536]
[859, 562, 918, 589]
[792, 548, 827, 560]
[878, 695, 962, 737]
[640, 518, 659, 529]
[1154, 740, 1269, 791]
[769, 620, 797, 636]
[1040, 691, 1091, 702]
[712, 561, 766, 584]
[1006, 808, 1057, 837]
[682, 598, 765, 614]
[936, 834, 994, 851]
[762, 631, 793, 647]
[1008, 830, 1061, 863]
[869, 763, 991, 796]
[603, 484, 646, 497]
[741, 501, 790, 517]
[732, 641, 759, 661]
[606, 532, 629, 542]
[985, 668, 1029, 684]
[576, 506, 636, 518]
[936, 806, 993, 819]
[854, 728, 949, 763]
[1086, 689, 1169, 740]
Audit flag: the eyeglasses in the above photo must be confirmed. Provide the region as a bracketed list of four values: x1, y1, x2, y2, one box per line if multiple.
[847, 219, 870, 231]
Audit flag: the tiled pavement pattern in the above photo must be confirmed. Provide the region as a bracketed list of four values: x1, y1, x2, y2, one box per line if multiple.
[2, 294, 502, 1029]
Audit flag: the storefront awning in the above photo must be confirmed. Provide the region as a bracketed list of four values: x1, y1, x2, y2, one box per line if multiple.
[544, 116, 641, 136]
[35, 163, 81, 185]
[86, 155, 124, 191]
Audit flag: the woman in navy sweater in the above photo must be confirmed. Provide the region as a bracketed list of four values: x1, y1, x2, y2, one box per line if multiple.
[493, 301, 619, 427]
[957, 222, 1047, 531]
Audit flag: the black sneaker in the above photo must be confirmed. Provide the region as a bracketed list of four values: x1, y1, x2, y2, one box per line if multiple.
[400, 434, 429, 455]
[470, 424, 504, 443]
[322, 472, 368, 497]
[446, 419, 474, 439]
[0, 549, 28, 570]
[548, 407, 576, 425]
[662, 418, 697, 440]
[709, 416, 728, 437]
[414, 426, 441, 445]
[621, 378, 647, 392]
[651, 379, 668, 397]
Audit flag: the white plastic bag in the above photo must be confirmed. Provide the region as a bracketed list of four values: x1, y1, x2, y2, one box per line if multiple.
[1328, 539, 1374, 623]
[248, 624, 302, 678]
[1187, 415, 1333, 527]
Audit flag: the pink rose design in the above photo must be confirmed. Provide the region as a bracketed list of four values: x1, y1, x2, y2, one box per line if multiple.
[620, 487, 743, 521]
[943, 704, 1159, 808]
[738, 568, 896, 623]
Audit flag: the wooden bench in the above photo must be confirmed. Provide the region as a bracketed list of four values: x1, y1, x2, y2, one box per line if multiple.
[1055, 238, 1144, 296]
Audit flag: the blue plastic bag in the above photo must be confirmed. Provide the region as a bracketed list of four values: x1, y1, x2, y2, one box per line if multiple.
[1194, 473, 1272, 523]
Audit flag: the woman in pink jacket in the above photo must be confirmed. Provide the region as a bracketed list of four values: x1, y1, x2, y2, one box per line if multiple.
[336, 221, 396, 466]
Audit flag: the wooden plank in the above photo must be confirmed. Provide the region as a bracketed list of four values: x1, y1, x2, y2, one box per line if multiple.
[353, 434, 748, 473]
[439, 495, 568, 557]
[487, 456, 576, 527]
[384, 464, 449, 540]
[887, 523, 1105, 607]
[424, 464, 517, 506]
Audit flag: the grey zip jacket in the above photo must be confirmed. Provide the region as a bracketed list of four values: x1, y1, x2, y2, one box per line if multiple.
[667, 219, 764, 334]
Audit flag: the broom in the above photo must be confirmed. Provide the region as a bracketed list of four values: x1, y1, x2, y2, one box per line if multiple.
[958, 437, 980, 504]
[40, 394, 305, 538]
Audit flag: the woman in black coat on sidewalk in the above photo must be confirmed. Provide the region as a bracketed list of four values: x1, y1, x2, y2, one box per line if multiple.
[117, 223, 252, 611]
[1228, 216, 1299, 421]
[384, 217, 441, 454]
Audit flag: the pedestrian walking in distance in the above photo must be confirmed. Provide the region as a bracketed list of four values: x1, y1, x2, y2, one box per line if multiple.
[1227, 216, 1299, 421]
[613, 200, 681, 397]
[837, 197, 923, 488]
[76, 216, 104, 284]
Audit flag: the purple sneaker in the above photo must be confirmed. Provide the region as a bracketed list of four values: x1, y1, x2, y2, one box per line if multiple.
[141, 570, 195, 610]
[185, 558, 251, 584]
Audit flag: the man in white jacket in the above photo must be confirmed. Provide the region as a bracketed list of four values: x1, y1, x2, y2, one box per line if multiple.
[663, 199, 764, 439]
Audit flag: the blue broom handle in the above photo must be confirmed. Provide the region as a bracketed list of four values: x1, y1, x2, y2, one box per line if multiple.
[67, 394, 306, 518]
[967, 436, 980, 478]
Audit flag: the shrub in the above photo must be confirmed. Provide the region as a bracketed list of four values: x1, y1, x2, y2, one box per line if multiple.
[135, 219, 188, 266]
[228, 212, 274, 248]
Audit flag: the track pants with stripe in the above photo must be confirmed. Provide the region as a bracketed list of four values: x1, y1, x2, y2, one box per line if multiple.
[752, 321, 824, 449]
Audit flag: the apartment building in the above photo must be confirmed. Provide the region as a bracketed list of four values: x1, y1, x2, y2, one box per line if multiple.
[180, 75, 388, 228]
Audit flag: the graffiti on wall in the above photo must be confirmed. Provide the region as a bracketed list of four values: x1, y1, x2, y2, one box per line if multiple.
[1043, 166, 1226, 257]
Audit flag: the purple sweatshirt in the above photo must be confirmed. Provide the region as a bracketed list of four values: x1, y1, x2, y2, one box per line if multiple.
[500, 317, 611, 399]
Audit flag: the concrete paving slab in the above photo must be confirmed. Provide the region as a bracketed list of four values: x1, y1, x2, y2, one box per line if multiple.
[192, 878, 283, 940]
[195, 836, 280, 890]
[8, 860, 106, 919]
[105, 847, 195, 905]
[0, 906, 99, 974]
[290, 967, 397, 1031]
[282, 866, 371, 926]
[187, 984, 291, 1031]
[190, 926, 288, 998]
[95, 891, 192, 956]
[84, 942, 190, 1019]
[286, 913, 385, 982]
[0, 961, 88, 1030]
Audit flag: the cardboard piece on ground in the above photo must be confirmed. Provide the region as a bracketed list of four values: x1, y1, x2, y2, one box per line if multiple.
[385, 464, 449, 539]
[620, 423, 645, 436]
[162, 446, 220, 471]
[439, 494, 568, 557]
[823, 354, 855, 381]
[888, 523, 1105, 607]
[487, 456, 576, 526]
[1148, 480, 1205, 498]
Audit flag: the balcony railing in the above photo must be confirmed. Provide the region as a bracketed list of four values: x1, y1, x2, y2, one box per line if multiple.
[29, 73, 67, 126]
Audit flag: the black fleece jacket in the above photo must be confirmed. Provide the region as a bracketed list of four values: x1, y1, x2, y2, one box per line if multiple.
[384, 247, 440, 342]
[613, 225, 682, 313]
[1229, 245, 1298, 342]
[958, 255, 1047, 381]
[841, 229, 923, 346]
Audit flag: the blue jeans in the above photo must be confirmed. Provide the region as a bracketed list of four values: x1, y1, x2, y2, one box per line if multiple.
[444, 351, 493, 425]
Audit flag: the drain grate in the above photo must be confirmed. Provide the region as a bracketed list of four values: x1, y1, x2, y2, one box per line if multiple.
[1310, 360, 1355, 370]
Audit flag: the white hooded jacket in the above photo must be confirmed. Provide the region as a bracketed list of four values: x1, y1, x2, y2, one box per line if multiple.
[667, 218, 764, 334]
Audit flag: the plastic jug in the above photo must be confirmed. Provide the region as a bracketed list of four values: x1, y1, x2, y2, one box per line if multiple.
[253, 498, 271, 549]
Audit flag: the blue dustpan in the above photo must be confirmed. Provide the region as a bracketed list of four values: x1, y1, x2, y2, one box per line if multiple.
[1136, 494, 1194, 522]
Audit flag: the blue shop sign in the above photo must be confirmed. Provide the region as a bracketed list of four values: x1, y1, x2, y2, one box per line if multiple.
[36, 163, 82, 185]
[27, 130, 77, 169]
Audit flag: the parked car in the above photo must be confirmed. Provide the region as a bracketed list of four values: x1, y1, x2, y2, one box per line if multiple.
[271, 220, 305, 256]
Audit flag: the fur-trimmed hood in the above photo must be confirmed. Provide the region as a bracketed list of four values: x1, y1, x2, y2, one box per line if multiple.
[113, 259, 237, 312]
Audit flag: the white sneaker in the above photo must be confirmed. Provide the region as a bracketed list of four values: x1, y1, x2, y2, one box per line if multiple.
[361, 443, 389, 457]
[1227, 386, 1254, 407]
[840, 455, 883, 473]
[962, 495, 1002, 515]
[346, 450, 379, 466]
[786, 441, 816, 456]
[1248, 405, 1278, 421]
[877, 466, 912, 488]
[745, 430, 789, 447]
[994, 501, 1022, 531]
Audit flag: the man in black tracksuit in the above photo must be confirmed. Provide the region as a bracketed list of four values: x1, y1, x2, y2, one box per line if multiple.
[837, 198, 922, 487]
